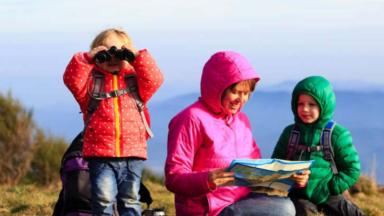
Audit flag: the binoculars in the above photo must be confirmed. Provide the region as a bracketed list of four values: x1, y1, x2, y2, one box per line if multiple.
[93, 46, 135, 64]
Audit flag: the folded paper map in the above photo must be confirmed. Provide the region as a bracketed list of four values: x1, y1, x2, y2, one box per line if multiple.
[227, 158, 313, 192]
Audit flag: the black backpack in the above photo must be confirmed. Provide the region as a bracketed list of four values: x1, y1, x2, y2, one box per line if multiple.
[286, 120, 338, 174]
[52, 132, 153, 216]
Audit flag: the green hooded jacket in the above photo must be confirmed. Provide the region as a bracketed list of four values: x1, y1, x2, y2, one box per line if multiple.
[272, 76, 361, 204]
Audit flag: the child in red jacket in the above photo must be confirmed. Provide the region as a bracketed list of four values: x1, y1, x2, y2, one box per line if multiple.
[64, 28, 163, 216]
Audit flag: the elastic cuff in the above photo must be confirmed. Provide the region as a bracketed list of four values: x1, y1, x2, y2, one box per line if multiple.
[207, 180, 217, 191]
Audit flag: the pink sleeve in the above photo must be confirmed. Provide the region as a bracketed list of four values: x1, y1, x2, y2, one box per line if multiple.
[164, 114, 212, 197]
[131, 49, 164, 103]
[63, 52, 93, 112]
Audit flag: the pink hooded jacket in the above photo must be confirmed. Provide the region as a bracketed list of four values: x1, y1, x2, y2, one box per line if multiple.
[165, 51, 261, 216]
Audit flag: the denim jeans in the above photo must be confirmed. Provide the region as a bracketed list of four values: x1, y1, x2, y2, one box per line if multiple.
[219, 193, 296, 216]
[89, 158, 144, 216]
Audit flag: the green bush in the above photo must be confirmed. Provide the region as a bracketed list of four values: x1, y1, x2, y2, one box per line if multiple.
[0, 91, 69, 186]
[25, 131, 68, 185]
[0, 92, 37, 185]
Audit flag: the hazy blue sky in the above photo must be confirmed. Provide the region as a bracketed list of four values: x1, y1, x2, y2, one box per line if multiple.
[1, 0, 384, 107]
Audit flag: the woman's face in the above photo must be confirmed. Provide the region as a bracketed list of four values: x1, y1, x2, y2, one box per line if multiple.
[222, 83, 251, 115]
[297, 94, 320, 124]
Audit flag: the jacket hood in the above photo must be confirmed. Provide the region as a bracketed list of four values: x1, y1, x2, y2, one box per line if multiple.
[291, 76, 335, 127]
[200, 51, 260, 114]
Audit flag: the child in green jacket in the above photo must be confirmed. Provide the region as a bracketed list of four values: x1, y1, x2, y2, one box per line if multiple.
[272, 76, 365, 216]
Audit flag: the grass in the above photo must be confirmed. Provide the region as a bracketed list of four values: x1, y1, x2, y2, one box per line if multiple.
[0, 176, 382, 216]
[0, 180, 174, 216]
[141, 179, 175, 215]
[348, 175, 384, 216]
[351, 192, 384, 216]
[0, 183, 60, 216]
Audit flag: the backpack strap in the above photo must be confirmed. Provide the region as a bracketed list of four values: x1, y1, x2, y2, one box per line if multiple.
[84, 70, 105, 127]
[286, 125, 300, 160]
[295, 145, 322, 153]
[286, 121, 338, 174]
[85, 70, 154, 138]
[124, 74, 154, 138]
[321, 120, 338, 174]
[88, 71, 132, 100]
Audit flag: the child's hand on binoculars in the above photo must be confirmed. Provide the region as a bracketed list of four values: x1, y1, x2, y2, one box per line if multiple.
[122, 44, 138, 57]
[87, 46, 108, 60]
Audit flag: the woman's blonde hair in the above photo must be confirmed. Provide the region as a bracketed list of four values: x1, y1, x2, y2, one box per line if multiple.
[90, 28, 131, 49]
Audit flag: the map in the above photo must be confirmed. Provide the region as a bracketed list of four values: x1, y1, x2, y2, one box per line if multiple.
[227, 158, 313, 192]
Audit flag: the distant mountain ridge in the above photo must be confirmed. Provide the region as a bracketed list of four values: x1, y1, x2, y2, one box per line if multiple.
[260, 80, 384, 92]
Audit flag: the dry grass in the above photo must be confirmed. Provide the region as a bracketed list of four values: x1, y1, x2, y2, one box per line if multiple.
[0, 180, 174, 216]
[0, 183, 60, 216]
[349, 175, 384, 216]
[142, 179, 175, 215]
[0, 176, 382, 216]
[350, 192, 384, 216]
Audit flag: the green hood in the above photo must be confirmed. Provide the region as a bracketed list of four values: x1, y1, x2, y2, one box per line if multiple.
[291, 76, 335, 128]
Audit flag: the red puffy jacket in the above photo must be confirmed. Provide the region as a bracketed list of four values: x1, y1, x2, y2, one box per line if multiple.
[64, 49, 163, 158]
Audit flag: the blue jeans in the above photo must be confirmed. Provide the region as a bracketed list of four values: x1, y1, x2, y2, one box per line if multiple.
[219, 193, 296, 216]
[89, 158, 144, 216]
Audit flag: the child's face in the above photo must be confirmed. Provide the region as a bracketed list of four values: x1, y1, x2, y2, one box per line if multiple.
[221, 83, 251, 115]
[99, 33, 130, 73]
[297, 94, 320, 124]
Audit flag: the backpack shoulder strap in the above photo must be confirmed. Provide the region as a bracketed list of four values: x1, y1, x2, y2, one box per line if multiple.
[124, 74, 154, 138]
[85, 70, 133, 127]
[287, 124, 300, 160]
[88, 71, 135, 100]
[88, 70, 105, 99]
[85, 70, 104, 127]
[321, 120, 338, 174]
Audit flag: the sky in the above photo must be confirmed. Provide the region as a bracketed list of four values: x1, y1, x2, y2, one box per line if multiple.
[0, 0, 384, 108]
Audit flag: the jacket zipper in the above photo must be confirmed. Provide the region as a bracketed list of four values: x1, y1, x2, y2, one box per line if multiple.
[228, 119, 238, 156]
[112, 74, 121, 157]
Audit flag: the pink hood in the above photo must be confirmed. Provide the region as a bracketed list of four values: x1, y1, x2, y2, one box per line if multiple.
[165, 51, 261, 216]
[201, 51, 260, 114]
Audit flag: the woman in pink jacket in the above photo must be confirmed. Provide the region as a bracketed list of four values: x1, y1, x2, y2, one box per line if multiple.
[165, 51, 296, 215]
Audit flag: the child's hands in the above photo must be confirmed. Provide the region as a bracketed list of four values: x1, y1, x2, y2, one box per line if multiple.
[87, 46, 108, 60]
[291, 169, 311, 188]
[122, 44, 138, 57]
[208, 168, 235, 188]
